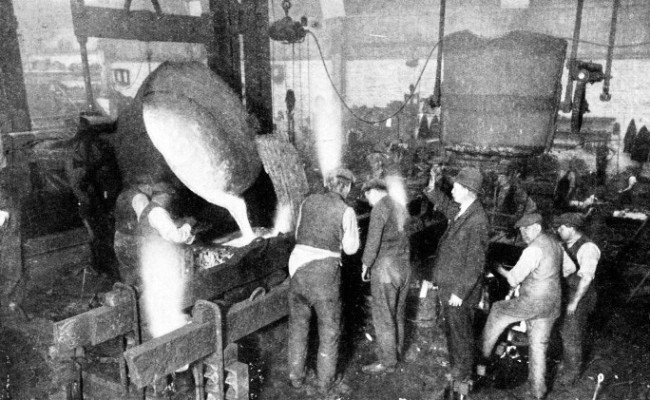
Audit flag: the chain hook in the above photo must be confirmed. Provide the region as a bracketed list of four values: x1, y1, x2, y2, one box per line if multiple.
[281, 0, 292, 17]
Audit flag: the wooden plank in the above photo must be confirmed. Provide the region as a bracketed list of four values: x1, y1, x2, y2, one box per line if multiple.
[225, 282, 289, 343]
[70, 1, 212, 44]
[124, 321, 215, 388]
[22, 228, 90, 257]
[53, 302, 134, 351]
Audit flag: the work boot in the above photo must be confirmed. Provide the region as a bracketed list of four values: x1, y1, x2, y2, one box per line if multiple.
[361, 362, 396, 375]
[290, 377, 304, 389]
[318, 376, 351, 395]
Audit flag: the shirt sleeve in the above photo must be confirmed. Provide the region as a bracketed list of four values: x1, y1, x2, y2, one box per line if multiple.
[576, 242, 600, 278]
[341, 206, 360, 255]
[148, 207, 194, 244]
[131, 193, 150, 221]
[506, 246, 542, 287]
[361, 200, 388, 267]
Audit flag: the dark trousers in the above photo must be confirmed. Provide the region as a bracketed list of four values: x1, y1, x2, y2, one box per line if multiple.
[370, 254, 411, 366]
[483, 301, 556, 399]
[441, 297, 475, 380]
[559, 289, 596, 381]
[288, 258, 341, 387]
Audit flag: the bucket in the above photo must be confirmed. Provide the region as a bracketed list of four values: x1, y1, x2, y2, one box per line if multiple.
[407, 284, 439, 327]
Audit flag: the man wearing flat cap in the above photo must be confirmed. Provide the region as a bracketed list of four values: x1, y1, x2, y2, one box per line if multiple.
[360, 178, 411, 375]
[423, 166, 489, 383]
[554, 212, 600, 386]
[482, 213, 562, 400]
[287, 167, 360, 393]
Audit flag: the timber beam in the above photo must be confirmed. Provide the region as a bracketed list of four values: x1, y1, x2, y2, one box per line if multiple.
[70, 0, 212, 43]
[52, 283, 139, 354]
[124, 282, 289, 390]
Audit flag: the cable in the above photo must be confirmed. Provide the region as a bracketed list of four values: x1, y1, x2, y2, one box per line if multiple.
[308, 30, 440, 125]
[307, 33, 312, 132]
[292, 43, 296, 91]
[299, 41, 304, 129]
[557, 36, 650, 49]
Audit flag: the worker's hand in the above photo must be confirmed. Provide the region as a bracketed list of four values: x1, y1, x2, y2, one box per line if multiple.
[361, 264, 371, 282]
[566, 302, 578, 316]
[0, 210, 9, 227]
[179, 223, 194, 244]
[448, 293, 463, 307]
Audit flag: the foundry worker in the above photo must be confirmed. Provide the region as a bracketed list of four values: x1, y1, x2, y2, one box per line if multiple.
[494, 166, 537, 225]
[554, 165, 595, 213]
[360, 178, 411, 375]
[287, 167, 360, 394]
[553, 212, 600, 386]
[113, 181, 191, 284]
[617, 174, 637, 208]
[423, 166, 489, 383]
[481, 213, 562, 400]
[553, 167, 577, 211]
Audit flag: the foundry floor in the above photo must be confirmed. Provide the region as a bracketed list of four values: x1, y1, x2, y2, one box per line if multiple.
[1, 172, 650, 400]
[0, 261, 649, 400]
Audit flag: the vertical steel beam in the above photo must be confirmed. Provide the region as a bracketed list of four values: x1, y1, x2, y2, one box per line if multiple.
[209, 0, 242, 97]
[77, 35, 96, 112]
[242, 0, 273, 133]
[0, 0, 31, 132]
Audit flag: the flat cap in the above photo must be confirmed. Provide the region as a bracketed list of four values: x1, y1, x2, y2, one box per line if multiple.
[361, 178, 388, 192]
[514, 213, 543, 228]
[553, 212, 585, 229]
[328, 167, 356, 183]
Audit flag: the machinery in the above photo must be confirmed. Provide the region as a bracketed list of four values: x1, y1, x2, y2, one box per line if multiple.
[47, 62, 307, 398]
[45, 1, 310, 398]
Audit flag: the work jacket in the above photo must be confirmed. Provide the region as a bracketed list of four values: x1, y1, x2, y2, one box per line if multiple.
[425, 186, 489, 304]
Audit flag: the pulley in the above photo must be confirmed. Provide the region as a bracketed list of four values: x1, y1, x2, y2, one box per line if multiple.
[269, 0, 307, 44]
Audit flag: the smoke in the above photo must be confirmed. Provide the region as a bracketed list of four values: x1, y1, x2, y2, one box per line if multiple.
[312, 95, 343, 180]
[139, 236, 188, 338]
[385, 174, 408, 232]
[271, 203, 293, 236]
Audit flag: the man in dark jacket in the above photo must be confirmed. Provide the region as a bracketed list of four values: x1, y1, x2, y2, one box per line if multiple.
[360, 179, 411, 375]
[287, 168, 360, 393]
[482, 213, 562, 400]
[423, 166, 489, 382]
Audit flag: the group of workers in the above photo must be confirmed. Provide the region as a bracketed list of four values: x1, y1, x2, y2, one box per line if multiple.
[286, 163, 601, 400]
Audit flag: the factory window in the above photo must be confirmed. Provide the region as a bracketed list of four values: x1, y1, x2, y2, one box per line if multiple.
[113, 68, 130, 86]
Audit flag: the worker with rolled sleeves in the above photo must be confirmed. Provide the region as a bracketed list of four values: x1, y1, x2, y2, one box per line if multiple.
[482, 213, 562, 400]
[553, 212, 600, 386]
[423, 166, 489, 383]
[287, 167, 360, 394]
[360, 178, 411, 375]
